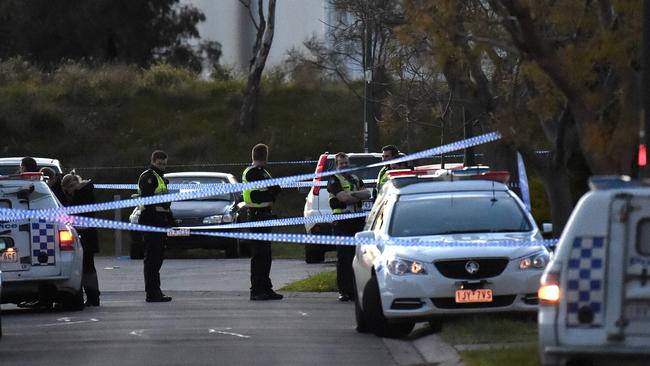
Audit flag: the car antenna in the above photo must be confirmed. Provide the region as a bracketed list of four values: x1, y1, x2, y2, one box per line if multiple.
[491, 180, 498, 203]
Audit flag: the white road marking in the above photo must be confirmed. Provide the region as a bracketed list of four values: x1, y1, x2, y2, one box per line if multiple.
[129, 329, 146, 337]
[209, 328, 250, 339]
[40, 318, 99, 327]
[299, 312, 309, 317]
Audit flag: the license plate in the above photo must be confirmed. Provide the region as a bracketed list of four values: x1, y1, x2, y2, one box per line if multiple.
[455, 289, 493, 303]
[626, 302, 650, 319]
[1, 250, 17, 263]
[362, 200, 373, 211]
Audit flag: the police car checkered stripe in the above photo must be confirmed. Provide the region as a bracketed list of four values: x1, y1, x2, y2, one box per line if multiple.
[566, 236, 605, 327]
[31, 219, 56, 266]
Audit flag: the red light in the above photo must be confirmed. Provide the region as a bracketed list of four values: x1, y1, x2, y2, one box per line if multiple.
[387, 169, 415, 177]
[0, 172, 44, 181]
[470, 171, 510, 184]
[312, 154, 328, 196]
[639, 144, 647, 167]
[59, 229, 75, 251]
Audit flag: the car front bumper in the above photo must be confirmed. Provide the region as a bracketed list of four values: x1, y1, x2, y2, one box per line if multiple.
[376, 262, 542, 319]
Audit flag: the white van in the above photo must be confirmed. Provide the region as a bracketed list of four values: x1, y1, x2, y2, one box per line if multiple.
[538, 176, 650, 366]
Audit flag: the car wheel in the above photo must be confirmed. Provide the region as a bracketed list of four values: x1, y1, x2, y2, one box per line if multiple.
[428, 318, 443, 333]
[225, 239, 239, 259]
[59, 289, 84, 311]
[363, 276, 414, 338]
[305, 245, 325, 264]
[129, 237, 144, 260]
[353, 276, 369, 333]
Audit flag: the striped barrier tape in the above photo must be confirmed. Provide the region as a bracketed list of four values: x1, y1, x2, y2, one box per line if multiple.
[3, 131, 502, 218]
[189, 212, 368, 230]
[0, 206, 558, 249]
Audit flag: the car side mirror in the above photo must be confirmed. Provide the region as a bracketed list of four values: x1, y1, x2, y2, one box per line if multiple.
[542, 223, 553, 234]
[355, 230, 375, 241]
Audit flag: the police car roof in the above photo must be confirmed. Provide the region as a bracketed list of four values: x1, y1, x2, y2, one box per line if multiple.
[588, 175, 650, 190]
[387, 178, 510, 195]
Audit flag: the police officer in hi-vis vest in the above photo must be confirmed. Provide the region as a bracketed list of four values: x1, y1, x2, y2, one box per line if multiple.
[137, 150, 174, 303]
[376, 144, 399, 194]
[327, 152, 370, 302]
[242, 143, 283, 301]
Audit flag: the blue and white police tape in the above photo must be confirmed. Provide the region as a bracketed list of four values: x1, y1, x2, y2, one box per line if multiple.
[2, 207, 558, 249]
[93, 181, 328, 190]
[0, 206, 366, 230]
[186, 212, 368, 230]
[3, 131, 503, 218]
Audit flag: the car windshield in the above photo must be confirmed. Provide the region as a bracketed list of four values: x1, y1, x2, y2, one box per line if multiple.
[167, 176, 234, 202]
[389, 192, 532, 237]
[326, 156, 383, 181]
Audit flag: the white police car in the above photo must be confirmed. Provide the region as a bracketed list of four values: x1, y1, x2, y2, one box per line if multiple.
[538, 176, 650, 366]
[0, 173, 84, 310]
[353, 168, 548, 338]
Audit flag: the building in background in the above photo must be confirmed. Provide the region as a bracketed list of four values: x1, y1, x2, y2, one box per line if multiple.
[185, 0, 332, 74]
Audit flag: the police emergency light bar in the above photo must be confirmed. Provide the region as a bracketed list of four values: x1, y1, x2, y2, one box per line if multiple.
[387, 166, 509, 184]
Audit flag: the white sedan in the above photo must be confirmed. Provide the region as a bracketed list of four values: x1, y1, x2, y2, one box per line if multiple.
[353, 177, 548, 338]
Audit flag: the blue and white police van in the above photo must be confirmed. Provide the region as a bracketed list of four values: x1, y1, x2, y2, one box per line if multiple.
[538, 176, 650, 366]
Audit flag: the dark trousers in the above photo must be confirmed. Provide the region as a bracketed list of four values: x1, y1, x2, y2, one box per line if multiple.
[82, 250, 100, 302]
[333, 217, 365, 297]
[248, 209, 274, 294]
[143, 232, 165, 298]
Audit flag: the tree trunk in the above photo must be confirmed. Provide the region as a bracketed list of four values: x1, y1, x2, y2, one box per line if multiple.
[238, 0, 276, 132]
[540, 167, 574, 236]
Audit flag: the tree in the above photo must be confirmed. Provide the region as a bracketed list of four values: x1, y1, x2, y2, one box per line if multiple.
[0, 0, 219, 72]
[396, 0, 641, 233]
[238, 0, 276, 131]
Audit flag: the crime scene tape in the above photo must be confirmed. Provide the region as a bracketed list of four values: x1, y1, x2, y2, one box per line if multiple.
[93, 181, 328, 190]
[1, 131, 502, 220]
[190, 212, 368, 230]
[0, 207, 558, 249]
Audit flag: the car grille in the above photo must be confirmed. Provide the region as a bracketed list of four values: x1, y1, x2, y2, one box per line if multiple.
[175, 217, 204, 226]
[434, 258, 509, 279]
[431, 295, 516, 309]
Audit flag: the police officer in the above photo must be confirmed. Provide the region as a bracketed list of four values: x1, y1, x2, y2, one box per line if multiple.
[242, 143, 283, 301]
[376, 145, 399, 193]
[327, 152, 370, 302]
[137, 150, 173, 303]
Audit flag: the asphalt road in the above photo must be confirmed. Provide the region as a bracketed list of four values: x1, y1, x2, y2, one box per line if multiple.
[0, 258, 435, 366]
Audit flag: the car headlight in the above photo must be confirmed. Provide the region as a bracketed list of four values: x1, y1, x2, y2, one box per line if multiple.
[202, 215, 223, 224]
[519, 252, 549, 270]
[386, 258, 427, 275]
[222, 213, 234, 223]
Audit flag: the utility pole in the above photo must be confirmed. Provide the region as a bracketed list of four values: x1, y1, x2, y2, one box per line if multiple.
[362, 12, 373, 153]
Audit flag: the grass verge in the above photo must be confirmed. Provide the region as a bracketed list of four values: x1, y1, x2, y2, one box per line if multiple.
[460, 343, 539, 366]
[439, 313, 537, 345]
[279, 271, 337, 292]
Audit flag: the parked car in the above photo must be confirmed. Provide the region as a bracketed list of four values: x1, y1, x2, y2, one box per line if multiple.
[303, 152, 383, 263]
[0, 157, 63, 176]
[0, 173, 84, 310]
[129, 172, 244, 259]
[352, 168, 548, 338]
[538, 176, 650, 366]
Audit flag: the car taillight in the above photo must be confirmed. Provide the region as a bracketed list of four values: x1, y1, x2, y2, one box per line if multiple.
[59, 229, 75, 251]
[538, 271, 560, 305]
[312, 154, 328, 196]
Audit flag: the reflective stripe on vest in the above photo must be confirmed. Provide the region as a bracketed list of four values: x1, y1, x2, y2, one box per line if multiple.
[137, 170, 167, 210]
[329, 174, 361, 214]
[242, 166, 272, 208]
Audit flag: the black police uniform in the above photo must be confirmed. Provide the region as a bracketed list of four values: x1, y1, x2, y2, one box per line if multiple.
[137, 165, 174, 302]
[242, 165, 282, 300]
[327, 173, 366, 301]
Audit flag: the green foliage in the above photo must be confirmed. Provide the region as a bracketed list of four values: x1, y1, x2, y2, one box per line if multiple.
[460, 344, 540, 366]
[280, 271, 337, 292]
[439, 313, 538, 345]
